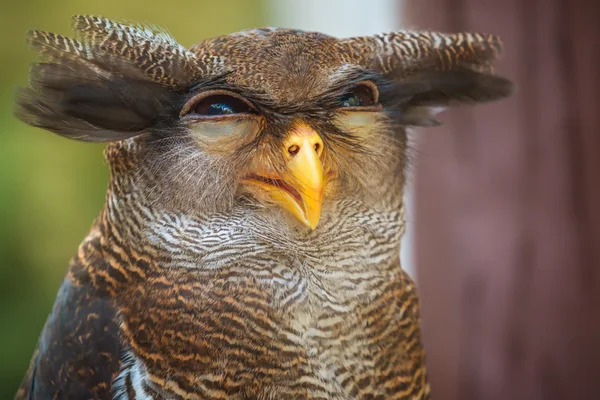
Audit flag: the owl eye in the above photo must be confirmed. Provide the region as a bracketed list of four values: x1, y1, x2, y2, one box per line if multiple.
[181, 91, 257, 119]
[338, 83, 379, 108]
[192, 95, 254, 116]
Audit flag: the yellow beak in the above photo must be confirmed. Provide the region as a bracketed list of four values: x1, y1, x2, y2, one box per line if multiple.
[245, 124, 325, 229]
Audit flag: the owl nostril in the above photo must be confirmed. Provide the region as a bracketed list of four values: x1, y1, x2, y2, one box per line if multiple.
[288, 144, 300, 156]
[313, 143, 321, 155]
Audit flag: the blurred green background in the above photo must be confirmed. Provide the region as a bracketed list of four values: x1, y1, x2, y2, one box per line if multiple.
[0, 1, 267, 397]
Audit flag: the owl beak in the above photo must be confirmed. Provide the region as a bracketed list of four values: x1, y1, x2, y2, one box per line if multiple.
[280, 127, 325, 229]
[244, 124, 325, 229]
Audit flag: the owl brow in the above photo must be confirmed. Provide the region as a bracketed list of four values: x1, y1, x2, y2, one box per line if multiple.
[187, 73, 232, 92]
[311, 70, 387, 110]
[246, 72, 388, 117]
[326, 69, 384, 93]
[186, 75, 261, 100]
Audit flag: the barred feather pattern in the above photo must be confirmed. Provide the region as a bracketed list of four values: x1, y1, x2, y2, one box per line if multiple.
[339, 30, 502, 75]
[71, 15, 205, 86]
[26, 15, 203, 88]
[87, 139, 426, 399]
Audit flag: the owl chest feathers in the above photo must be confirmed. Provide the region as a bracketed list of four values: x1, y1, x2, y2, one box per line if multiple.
[108, 200, 410, 398]
[138, 200, 405, 307]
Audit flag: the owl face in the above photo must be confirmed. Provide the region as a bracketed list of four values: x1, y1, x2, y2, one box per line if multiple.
[150, 30, 401, 229]
[16, 17, 513, 230]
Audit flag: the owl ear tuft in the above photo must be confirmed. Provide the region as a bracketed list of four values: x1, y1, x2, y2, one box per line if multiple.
[14, 16, 199, 142]
[390, 68, 514, 126]
[343, 30, 514, 126]
[15, 61, 181, 142]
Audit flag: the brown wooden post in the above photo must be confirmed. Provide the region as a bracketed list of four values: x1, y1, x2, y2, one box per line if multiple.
[406, 1, 600, 399]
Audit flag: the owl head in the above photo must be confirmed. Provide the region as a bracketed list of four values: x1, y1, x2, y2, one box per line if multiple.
[15, 16, 512, 231]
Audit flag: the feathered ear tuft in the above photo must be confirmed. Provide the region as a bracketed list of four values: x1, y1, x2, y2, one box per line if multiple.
[14, 16, 200, 142]
[342, 31, 514, 126]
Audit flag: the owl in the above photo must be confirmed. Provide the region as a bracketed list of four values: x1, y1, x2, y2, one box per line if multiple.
[14, 15, 512, 400]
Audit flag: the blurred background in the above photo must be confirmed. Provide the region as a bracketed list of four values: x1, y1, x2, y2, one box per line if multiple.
[2, 1, 598, 399]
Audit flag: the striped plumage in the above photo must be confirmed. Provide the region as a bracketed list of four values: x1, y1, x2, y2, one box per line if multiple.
[15, 16, 512, 400]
